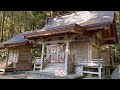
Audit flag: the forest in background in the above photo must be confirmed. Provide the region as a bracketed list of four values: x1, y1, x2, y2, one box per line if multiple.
[0, 11, 74, 42]
[0, 11, 120, 62]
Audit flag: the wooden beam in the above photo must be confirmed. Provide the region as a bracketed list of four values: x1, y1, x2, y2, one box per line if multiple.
[40, 43, 45, 70]
[103, 37, 115, 41]
[45, 40, 67, 44]
[5, 41, 28, 48]
[44, 38, 89, 44]
[44, 40, 72, 44]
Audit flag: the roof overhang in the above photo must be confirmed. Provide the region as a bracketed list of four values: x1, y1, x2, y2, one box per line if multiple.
[0, 40, 29, 48]
[23, 11, 117, 44]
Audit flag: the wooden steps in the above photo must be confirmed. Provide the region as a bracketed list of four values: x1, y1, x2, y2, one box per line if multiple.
[0, 67, 15, 73]
[43, 63, 65, 73]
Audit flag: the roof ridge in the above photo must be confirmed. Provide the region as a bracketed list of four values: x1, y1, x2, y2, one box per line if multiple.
[49, 11, 78, 19]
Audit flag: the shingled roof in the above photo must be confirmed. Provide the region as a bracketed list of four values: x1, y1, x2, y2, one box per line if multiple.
[0, 35, 29, 48]
[23, 11, 116, 39]
[43, 11, 114, 30]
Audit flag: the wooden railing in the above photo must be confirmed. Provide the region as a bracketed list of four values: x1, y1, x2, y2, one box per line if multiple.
[74, 59, 111, 79]
[43, 56, 51, 69]
[0, 61, 14, 68]
[33, 57, 41, 70]
[79, 59, 103, 67]
[0, 61, 6, 68]
[75, 58, 110, 67]
[33, 55, 51, 70]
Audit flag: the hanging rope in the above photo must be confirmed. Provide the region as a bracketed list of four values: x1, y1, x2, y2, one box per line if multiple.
[43, 41, 67, 49]
[58, 42, 66, 49]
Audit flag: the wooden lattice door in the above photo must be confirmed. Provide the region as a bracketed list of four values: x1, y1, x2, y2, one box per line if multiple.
[51, 47, 58, 62]
[47, 45, 59, 63]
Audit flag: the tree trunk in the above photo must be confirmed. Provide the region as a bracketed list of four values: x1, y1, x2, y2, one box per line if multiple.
[1, 11, 5, 42]
[4, 14, 8, 41]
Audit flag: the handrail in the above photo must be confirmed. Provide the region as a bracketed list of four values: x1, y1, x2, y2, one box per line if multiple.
[0, 61, 6, 68]
[43, 55, 51, 69]
[75, 59, 103, 67]
[0, 61, 14, 68]
[75, 58, 110, 67]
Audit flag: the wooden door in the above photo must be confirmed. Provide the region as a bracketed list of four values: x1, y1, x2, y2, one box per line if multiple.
[47, 44, 66, 63]
[47, 45, 59, 63]
[50, 47, 58, 62]
[58, 46, 65, 63]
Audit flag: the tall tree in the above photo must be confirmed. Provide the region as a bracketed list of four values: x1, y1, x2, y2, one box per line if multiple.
[0, 11, 74, 42]
[1, 11, 5, 42]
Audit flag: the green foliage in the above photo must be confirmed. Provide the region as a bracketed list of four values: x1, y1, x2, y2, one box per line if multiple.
[31, 48, 41, 57]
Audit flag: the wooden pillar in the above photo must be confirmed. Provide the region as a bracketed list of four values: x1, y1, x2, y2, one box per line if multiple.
[57, 47, 59, 63]
[103, 66, 105, 79]
[79, 66, 83, 76]
[40, 43, 45, 71]
[89, 43, 92, 60]
[46, 47, 49, 59]
[65, 41, 69, 75]
[5, 49, 9, 67]
[88, 43, 92, 60]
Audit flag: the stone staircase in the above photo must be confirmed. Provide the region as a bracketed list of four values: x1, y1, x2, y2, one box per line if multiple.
[26, 63, 83, 79]
[26, 62, 67, 79]
[43, 62, 65, 73]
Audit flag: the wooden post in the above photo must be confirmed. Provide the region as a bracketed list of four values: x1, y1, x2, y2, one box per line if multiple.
[40, 43, 45, 71]
[103, 66, 105, 79]
[88, 43, 90, 60]
[65, 41, 69, 75]
[57, 47, 59, 63]
[88, 43, 92, 60]
[33, 61, 36, 71]
[80, 66, 83, 76]
[89, 43, 92, 60]
[87, 43, 92, 77]
[46, 47, 49, 59]
[98, 67, 102, 79]
[6, 49, 9, 67]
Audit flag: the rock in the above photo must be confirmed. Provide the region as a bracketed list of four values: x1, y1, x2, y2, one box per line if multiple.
[111, 65, 120, 79]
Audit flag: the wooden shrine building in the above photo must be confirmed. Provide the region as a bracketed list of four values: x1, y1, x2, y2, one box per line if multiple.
[23, 11, 118, 78]
[0, 35, 33, 72]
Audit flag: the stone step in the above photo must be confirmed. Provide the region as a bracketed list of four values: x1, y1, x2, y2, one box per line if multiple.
[42, 63, 65, 73]
[26, 70, 84, 79]
[26, 71, 67, 79]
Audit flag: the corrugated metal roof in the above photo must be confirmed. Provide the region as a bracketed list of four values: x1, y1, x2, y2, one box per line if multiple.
[43, 11, 114, 30]
[1, 35, 28, 45]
